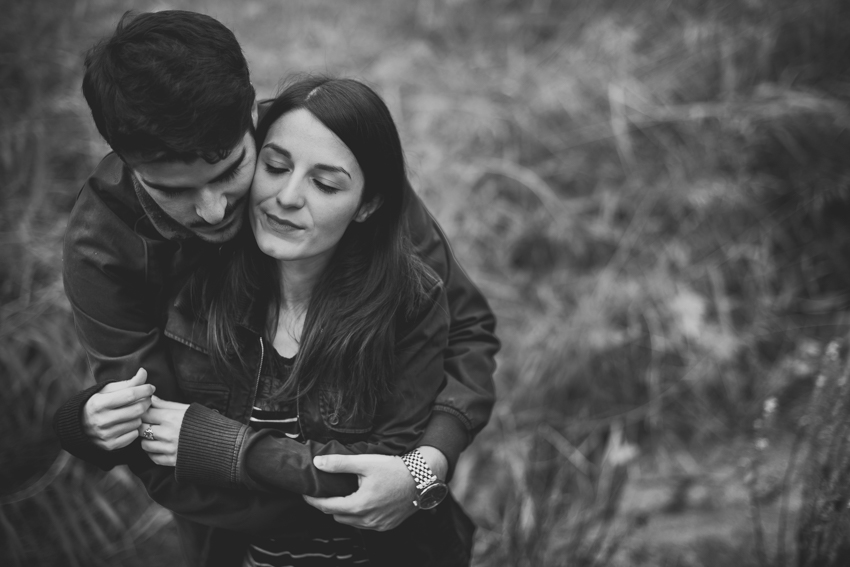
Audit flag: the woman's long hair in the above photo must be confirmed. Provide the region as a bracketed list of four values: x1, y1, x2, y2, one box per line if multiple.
[190, 76, 432, 420]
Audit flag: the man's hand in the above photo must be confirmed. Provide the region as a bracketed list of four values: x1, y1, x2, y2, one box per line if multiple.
[303, 446, 448, 531]
[139, 395, 190, 467]
[82, 368, 155, 451]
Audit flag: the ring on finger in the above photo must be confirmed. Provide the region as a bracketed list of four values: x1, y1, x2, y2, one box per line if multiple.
[142, 426, 155, 441]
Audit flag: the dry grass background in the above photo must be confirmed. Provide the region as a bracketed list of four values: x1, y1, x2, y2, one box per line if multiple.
[4, 0, 850, 565]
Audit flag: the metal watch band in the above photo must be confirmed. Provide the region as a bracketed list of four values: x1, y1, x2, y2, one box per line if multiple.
[401, 449, 439, 492]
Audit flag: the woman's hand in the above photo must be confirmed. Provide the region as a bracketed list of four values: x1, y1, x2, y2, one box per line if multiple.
[83, 368, 155, 450]
[139, 395, 190, 467]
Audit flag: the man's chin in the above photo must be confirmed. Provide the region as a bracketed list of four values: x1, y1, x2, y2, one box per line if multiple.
[191, 213, 244, 244]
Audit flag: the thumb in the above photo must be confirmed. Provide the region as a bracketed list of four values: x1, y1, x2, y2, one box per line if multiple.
[127, 368, 148, 386]
[313, 453, 370, 474]
[101, 368, 147, 393]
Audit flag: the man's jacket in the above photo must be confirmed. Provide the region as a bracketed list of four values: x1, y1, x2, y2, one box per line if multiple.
[52, 152, 499, 564]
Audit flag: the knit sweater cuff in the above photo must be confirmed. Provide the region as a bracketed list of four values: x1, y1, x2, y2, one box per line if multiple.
[52, 380, 125, 470]
[418, 410, 469, 480]
[176, 403, 246, 488]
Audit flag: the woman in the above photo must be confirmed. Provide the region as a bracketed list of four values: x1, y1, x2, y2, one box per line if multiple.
[137, 77, 473, 566]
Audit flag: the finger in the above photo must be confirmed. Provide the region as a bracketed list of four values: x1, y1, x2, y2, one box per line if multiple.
[100, 368, 148, 393]
[141, 407, 176, 425]
[127, 367, 148, 386]
[96, 417, 143, 439]
[114, 428, 140, 447]
[140, 440, 173, 455]
[303, 495, 358, 515]
[96, 400, 150, 429]
[96, 429, 139, 451]
[312, 454, 373, 475]
[331, 514, 361, 527]
[96, 384, 156, 410]
[150, 395, 188, 410]
[147, 453, 176, 467]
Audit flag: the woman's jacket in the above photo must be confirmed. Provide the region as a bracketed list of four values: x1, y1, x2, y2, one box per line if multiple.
[156, 267, 474, 566]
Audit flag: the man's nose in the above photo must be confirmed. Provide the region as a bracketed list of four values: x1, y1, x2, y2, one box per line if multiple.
[196, 188, 227, 225]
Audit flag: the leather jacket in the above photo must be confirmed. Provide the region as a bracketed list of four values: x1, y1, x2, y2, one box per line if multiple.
[158, 257, 476, 565]
[52, 150, 497, 565]
[167, 266, 449, 496]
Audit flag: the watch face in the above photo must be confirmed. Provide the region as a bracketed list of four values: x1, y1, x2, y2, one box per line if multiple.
[419, 482, 449, 510]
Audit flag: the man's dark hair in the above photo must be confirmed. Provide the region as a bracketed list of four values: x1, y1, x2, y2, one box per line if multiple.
[82, 10, 255, 163]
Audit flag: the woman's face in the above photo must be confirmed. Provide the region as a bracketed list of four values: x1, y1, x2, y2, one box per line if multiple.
[250, 108, 376, 264]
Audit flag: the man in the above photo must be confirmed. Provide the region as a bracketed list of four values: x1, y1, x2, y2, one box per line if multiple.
[53, 9, 498, 564]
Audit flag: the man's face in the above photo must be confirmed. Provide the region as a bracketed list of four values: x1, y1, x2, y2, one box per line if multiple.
[130, 131, 257, 243]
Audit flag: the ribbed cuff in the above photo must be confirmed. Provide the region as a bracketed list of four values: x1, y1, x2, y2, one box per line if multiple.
[176, 403, 246, 487]
[418, 410, 469, 480]
[52, 380, 126, 470]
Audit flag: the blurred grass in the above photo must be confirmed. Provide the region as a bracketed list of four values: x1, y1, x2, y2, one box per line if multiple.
[0, 0, 180, 564]
[5, 0, 850, 565]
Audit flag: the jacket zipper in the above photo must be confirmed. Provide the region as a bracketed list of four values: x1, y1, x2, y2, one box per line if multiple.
[247, 336, 264, 424]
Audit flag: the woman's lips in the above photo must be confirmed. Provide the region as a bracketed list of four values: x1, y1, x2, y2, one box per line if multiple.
[265, 212, 305, 232]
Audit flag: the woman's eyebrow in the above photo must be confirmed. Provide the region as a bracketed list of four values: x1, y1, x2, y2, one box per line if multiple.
[263, 143, 351, 179]
[314, 163, 351, 179]
[263, 143, 291, 159]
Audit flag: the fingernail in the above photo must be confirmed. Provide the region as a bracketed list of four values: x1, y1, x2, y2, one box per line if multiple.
[313, 456, 325, 468]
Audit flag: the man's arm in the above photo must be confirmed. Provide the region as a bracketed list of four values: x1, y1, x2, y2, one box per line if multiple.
[411, 191, 499, 470]
[54, 162, 318, 533]
[55, 163, 192, 467]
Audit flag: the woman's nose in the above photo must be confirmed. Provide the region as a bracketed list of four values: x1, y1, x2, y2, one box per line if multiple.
[275, 176, 305, 208]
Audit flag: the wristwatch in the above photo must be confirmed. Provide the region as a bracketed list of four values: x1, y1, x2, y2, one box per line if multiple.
[401, 449, 449, 510]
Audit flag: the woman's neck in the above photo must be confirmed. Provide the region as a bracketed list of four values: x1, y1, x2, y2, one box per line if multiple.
[270, 253, 332, 358]
[276, 253, 331, 310]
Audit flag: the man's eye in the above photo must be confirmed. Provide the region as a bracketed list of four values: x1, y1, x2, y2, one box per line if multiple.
[218, 163, 243, 183]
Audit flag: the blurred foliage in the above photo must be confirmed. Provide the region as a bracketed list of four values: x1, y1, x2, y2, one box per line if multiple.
[5, 0, 850, 565]
[0, 0, 180, 565]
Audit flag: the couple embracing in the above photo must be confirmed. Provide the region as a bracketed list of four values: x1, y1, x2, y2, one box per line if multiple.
[53, 9, 499, 567]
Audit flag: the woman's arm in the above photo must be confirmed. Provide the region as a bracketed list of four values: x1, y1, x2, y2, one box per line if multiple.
[169, 280, 450, 497]
[126, 454, 317, 536]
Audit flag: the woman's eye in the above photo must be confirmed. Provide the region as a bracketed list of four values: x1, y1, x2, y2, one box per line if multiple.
[313, 179, 340, 194]
[263, 163, 290, 174]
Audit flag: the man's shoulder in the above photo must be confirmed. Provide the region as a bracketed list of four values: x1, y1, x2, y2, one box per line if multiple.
[70, 153, 146, 230]
[63, 153, 154, 280]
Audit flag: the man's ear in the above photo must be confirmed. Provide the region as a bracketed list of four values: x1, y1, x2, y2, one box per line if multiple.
[251, 99, 259, 129]
[354, 195, 383, 223]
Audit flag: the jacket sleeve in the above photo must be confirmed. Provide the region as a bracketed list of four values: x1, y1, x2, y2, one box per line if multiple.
[54, 181, 187, 470]
[404, 186, 500, 472]
[126, 456, 315, 536]
[175, 281, 450, 497]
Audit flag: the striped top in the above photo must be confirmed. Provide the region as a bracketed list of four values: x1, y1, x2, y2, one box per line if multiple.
[243, 342, 370, 567]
